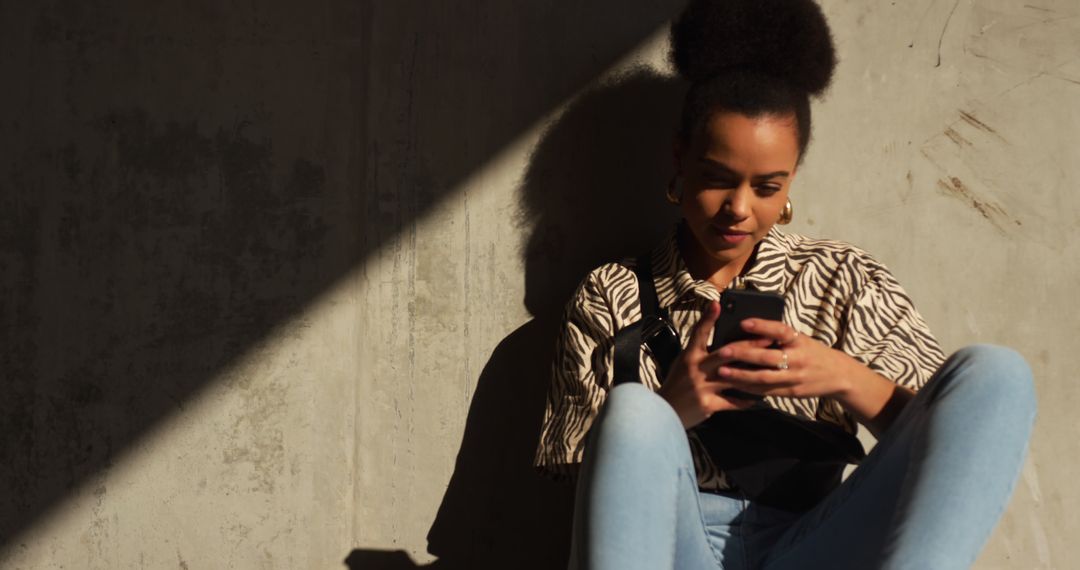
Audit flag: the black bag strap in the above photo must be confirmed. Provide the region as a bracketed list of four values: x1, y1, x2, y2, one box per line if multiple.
[612, 321, 645, 386]
[633, 253, 663, 323]
[612, 253, 679, 386]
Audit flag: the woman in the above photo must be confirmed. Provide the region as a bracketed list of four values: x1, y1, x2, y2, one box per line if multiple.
[533, 0, 1037, 568]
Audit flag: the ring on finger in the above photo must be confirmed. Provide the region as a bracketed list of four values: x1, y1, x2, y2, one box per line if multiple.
[776, 350, 789, 370]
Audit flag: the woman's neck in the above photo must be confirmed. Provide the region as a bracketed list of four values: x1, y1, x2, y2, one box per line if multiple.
[676, 220, 757, 292]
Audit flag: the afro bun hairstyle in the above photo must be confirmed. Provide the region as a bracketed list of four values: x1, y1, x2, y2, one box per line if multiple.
[670, 0, 836, 97]
[668, 0, 837, 162]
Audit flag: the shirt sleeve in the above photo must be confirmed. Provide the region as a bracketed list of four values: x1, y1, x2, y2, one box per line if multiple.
[838, 255, 947, 392]
[533, 270, 615, 483]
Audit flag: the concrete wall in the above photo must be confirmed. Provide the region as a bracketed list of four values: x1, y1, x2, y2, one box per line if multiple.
[0, 0, 1075, 568]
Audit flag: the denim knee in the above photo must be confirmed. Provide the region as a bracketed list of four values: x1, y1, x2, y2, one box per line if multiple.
[595, 383, 688, 461]
[934, 344, 1037, 419]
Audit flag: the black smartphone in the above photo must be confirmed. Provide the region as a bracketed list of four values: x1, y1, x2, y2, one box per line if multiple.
[708, 288, 786, 401]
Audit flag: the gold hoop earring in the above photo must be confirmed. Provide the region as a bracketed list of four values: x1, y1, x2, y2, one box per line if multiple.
[666, 175, 681, 205]
[778, 199, 793, 225]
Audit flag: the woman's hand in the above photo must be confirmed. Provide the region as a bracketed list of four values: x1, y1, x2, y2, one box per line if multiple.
[708, 317, 915, 438]
[707, 318, 857, 400]
[656, 301, 762, 430]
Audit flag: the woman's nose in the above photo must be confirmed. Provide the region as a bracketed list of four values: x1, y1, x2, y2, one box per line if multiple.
[722, 184, 753, 219]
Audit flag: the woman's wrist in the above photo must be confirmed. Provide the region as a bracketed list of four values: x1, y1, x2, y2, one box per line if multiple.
[830, 351, 913, 438]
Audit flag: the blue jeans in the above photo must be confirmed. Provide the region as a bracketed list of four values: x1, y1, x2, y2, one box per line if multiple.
[567, 345, 1037, 569]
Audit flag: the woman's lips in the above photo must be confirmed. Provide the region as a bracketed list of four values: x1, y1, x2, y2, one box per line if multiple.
[710, 225, 751, 244]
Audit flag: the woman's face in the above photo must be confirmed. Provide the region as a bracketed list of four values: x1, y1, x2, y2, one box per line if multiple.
[675, 111, 800, 267]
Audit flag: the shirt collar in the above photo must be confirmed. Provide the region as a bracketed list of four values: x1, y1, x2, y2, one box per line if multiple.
[650, 219, 789, 308]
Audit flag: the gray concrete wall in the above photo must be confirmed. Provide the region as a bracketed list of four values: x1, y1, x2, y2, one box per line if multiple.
[0, 0, 1075, 568]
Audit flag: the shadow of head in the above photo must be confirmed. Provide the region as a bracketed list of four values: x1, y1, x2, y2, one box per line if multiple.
[518, 68, 684, 319]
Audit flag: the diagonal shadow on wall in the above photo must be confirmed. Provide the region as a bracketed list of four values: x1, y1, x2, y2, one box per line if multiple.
[0, 0, 688, 556]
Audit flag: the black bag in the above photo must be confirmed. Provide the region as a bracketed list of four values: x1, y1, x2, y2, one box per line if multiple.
[611, 253, 865, 513]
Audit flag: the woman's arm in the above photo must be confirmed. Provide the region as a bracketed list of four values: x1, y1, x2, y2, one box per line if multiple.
[712, 320, 914, 438]
[828, 350, 916, 439]
[709, 253, 944, 438]
[533, 269, 616, 482]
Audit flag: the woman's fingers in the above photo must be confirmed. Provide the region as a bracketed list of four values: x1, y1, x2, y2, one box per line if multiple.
[699, 337, 773, 371]
[689, 300, 720, 353]
[716, 365, 796, 385]
[717, 345, 793, 371]
[741, 318, 798, 344]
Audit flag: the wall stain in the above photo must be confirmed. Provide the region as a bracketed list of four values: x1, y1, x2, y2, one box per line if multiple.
[958, 109, 1008, 142]
[897, 169, 914, 203]
[936, 176, 1022, 232]
[943, 126, 972, 147]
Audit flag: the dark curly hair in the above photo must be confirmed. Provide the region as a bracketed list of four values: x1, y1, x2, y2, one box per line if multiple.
[670, 0, 837, 164]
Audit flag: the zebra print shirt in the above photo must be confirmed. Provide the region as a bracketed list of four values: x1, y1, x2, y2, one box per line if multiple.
[533, 219, 947, 491]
